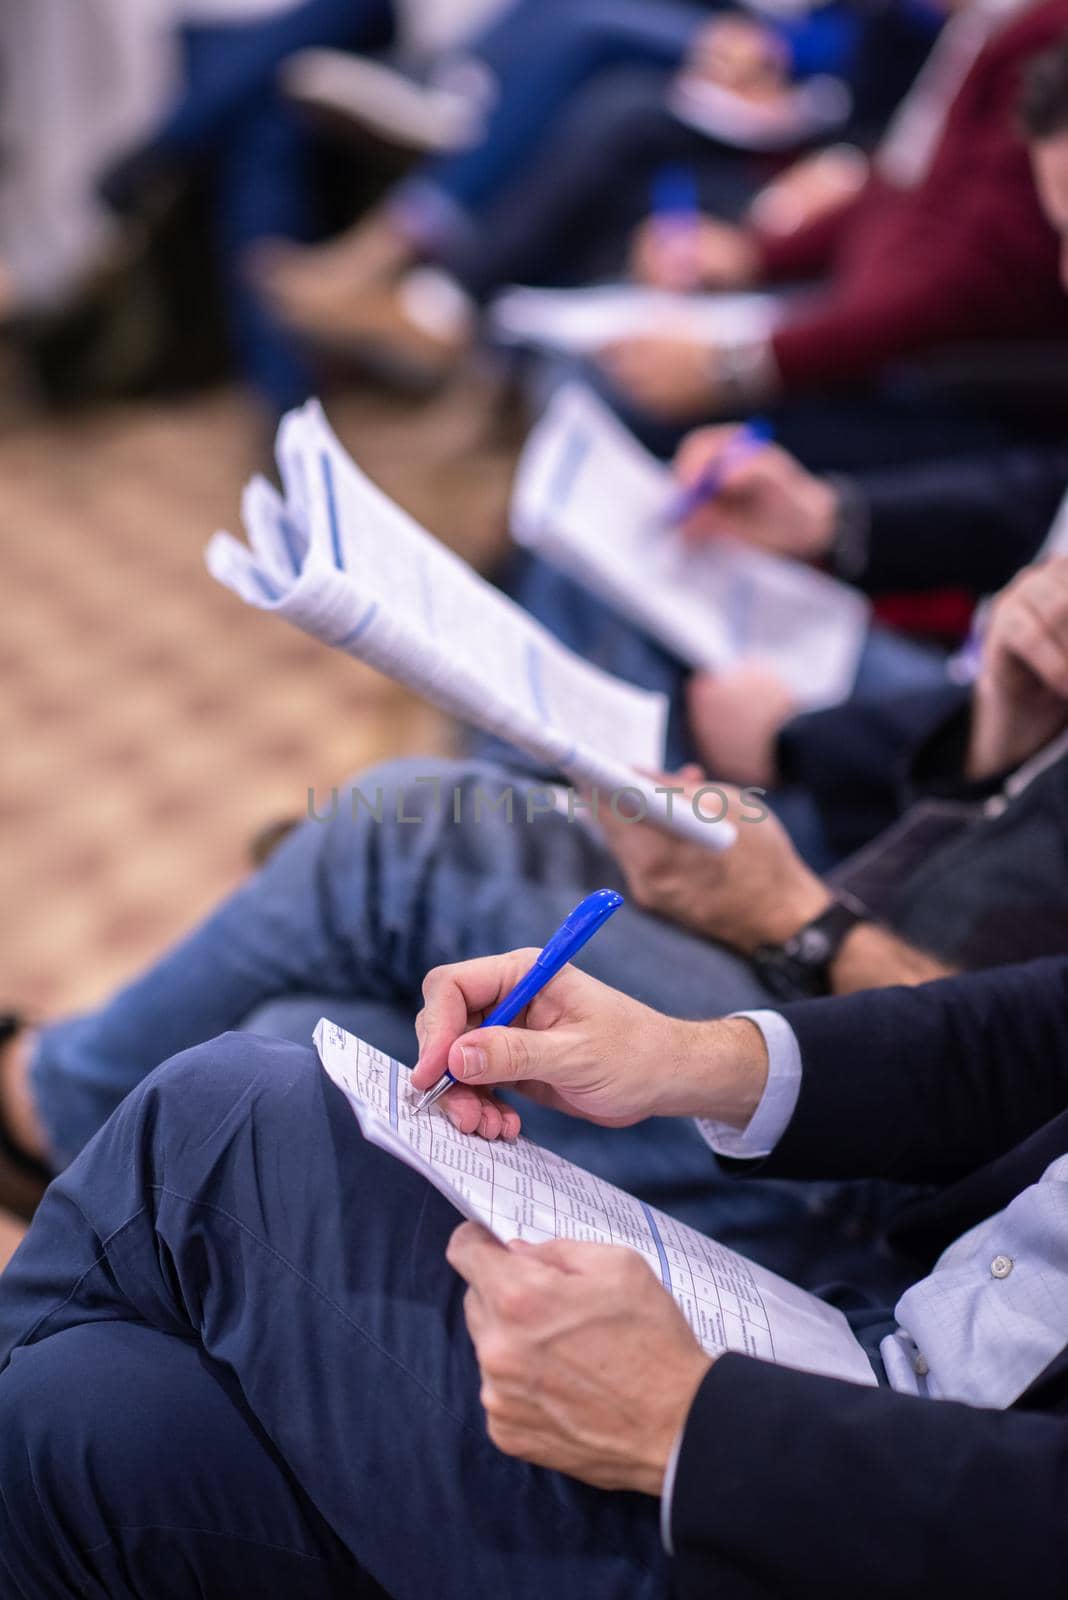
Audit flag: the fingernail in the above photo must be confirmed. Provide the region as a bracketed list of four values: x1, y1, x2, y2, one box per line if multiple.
[457, 1044, 488, 1081]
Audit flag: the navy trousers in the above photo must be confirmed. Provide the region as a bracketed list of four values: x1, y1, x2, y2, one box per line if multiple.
[0, 1034, 669, 1600]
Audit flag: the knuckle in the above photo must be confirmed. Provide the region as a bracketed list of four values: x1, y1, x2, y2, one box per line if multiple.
[496, 1282, 534, 1322]
[501, 1031, 529, 1079]
[477, 1331, 518, 1377]
[615, 1249, 655, 1292]
[489, 1427, 521, 1465]
[420, 965, 446, 1001]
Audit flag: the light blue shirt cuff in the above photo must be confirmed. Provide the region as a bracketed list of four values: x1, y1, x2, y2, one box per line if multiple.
[693, 1010, 803, 1160]
[660, 1423, 686, 1554]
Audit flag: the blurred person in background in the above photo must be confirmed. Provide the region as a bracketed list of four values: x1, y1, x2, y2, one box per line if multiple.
[493, 23, 1068, 731]
[501, 411, 1068, 780]
[0, 0, 506, 417]
[258, 0, 905, 385]
[600, 0, 1068, 462]
[272, 0, 1068, 469]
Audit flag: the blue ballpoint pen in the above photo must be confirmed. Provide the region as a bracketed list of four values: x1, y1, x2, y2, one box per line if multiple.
[651, 164, 701, 293]
[413, 888, 625, 1114]
[661, 417, 774, 529]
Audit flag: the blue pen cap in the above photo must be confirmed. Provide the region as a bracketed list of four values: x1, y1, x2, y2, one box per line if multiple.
[651, 164, 699, 218]
[536, 888, 624, 965]
[744, 417, 775, 445]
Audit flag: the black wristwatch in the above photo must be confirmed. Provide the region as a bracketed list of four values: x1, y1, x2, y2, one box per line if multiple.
[750, 890, 872, 999]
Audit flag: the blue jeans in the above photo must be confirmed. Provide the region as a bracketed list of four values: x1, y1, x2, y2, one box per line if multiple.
[111, 0, 394, 413]
[28, 759, 914, 1296]
[0, 1035, 671, 1599]
[400, 0, 703, 229]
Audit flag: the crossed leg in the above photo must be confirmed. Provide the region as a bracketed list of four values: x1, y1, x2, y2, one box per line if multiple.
[0, 1032, 668, 1600]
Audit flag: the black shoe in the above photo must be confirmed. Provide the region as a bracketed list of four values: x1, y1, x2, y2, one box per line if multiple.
[0, 1015, 51, 1216]
[248, 816, 301, 869]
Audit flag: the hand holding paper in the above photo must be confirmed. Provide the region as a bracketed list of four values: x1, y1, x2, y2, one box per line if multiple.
[511, 383, 869, 708]
[316, 1017, 878, 1388]
[446, 1219, 711, 1497]
[207, 400, 736, 849]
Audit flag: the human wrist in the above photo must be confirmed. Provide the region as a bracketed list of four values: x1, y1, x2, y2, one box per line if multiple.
[794, 474, 839, 560]
[712, 338, 780, 412]
[653, 1015, 770, 1126]
[632, 1350, 715, 1499]
[742, 874, 833, 954]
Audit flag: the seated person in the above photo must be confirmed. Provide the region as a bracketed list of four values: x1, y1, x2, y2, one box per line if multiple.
[272, 4, 1066, 467]
[3, 558, 1068, 1284]
[672, 424, 1068, 598]
[596, 2, 1068, 453]
[257, 0, 892, 381]
[501, 420, 1068, 788]
[501, 53, 1068, 754]
[2, 949, 1067, 1595]
[92, 0, 501, 415]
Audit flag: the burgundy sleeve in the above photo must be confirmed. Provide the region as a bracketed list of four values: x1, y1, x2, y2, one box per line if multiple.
[766, 5, 1068, 390]
[750, 186, 870, 284]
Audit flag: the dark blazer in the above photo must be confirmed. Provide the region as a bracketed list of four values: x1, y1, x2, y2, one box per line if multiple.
[778, 688, 1068, 949]
[843, 445, 1068, 597]
[670, 957, 1068, 1599]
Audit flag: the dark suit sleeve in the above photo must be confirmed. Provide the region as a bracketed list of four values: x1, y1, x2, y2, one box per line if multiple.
[774, 682, 969, 856]
[840, 446, 1068, 595]
[776, 682, 968, 805]
[760, 958, 1068, 1184]
[671, 1354, 1068, 1599]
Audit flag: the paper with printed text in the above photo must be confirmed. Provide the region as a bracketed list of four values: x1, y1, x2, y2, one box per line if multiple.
[207, 400, 735, 848]
[489, 284, 781, 355]
[316, 1018, 877, 1387]
[512, 383, 870, 708]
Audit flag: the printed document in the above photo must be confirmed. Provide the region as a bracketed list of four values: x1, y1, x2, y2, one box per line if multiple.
[316, 1019, 878, 1387]
[668, 73, 851, 152]
[512, 383, 869, 707]
[488, 284, 781, 355]
[207, 400, 735, 847]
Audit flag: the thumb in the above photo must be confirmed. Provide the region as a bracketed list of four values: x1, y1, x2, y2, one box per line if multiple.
[448, 1025, 554, 1088]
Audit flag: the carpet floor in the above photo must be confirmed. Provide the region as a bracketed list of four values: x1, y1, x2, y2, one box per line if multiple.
[2, 374, 518, 1022]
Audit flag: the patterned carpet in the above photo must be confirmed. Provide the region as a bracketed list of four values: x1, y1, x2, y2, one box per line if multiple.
[2, 375, 519, 1022]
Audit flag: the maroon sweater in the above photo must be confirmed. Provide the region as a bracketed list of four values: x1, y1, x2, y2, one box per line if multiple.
[756, 0, 1068, 390]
